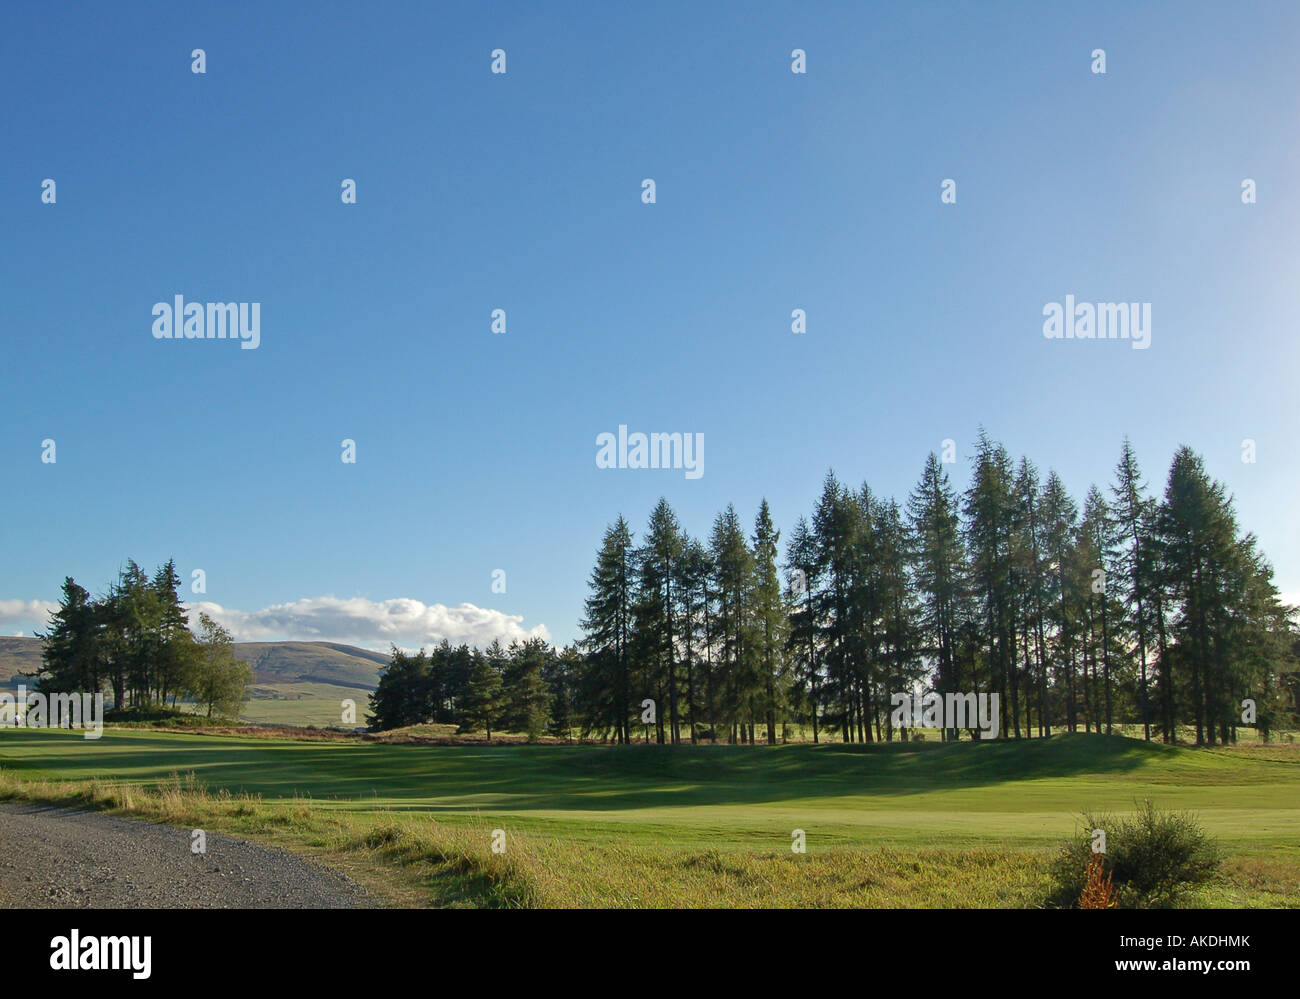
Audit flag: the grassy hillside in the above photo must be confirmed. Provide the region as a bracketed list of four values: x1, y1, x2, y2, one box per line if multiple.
[230, 641, 387, 687]
[0, 637, 44, 685]
[1, 729, 1296, 906]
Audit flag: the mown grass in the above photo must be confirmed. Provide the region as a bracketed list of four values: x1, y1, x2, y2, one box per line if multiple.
[1, 729, 1297, 907]
[237, 680, 375, 728]
[0, 768, 1054, 907]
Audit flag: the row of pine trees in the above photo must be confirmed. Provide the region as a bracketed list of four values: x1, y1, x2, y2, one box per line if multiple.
[577, 436, 1297, 746]
[35, 560, 253, 718]
[367, 637, 580, 739]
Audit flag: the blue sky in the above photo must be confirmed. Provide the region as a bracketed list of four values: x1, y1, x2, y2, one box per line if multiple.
[3, 0, 1298, 649]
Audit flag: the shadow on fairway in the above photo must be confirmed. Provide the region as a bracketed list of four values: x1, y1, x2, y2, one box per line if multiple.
[0, 730, 1204, 814]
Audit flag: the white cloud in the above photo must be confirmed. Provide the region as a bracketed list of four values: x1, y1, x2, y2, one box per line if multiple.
[0, 600, 58, 628]
[182, 595, 550, 650]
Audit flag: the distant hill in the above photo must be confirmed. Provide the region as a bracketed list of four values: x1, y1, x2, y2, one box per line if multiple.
[0, 636, 387, 690]
[222, 641, 388, 689]
[0, 637, 44, 685]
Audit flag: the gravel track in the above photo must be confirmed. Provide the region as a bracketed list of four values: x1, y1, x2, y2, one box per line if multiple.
[0, 802, 374, 908]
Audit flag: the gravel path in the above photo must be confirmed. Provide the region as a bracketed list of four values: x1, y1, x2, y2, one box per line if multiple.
[0, 802, 374, 908]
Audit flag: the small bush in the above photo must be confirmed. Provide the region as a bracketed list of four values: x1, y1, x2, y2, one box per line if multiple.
[1048, 800, 1221, 908]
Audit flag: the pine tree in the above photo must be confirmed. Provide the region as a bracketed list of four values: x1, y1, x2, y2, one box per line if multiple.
[35, 578, 100, 695]
[367, 646, 430, 730]
[1078, 485, 1121, 734]
[784, 516, 822, 741]
[751, 500, 789, 744]
[711, 504, 755, 743]
[907, 455, 966, 740]
[1012, 457, 1050, 736]
[964, 433, 1016, 739]
[636, 499, 685, 743]
[875, 497, 921, 741]
[544, 645, 581, 741]
[812, 472, 860, 742]
[1158, 448, 1238, 744]
[579, 516, 636, 743]
[106, 561, 161, 710]
[1040, 471, 1081, 732]
[460, 646, 504, 740]
[1111, 439, 1156, 740]
[848, 484, 882, 742]
[502, 638, 552, 741]
[674, 537, 713, 742]
[152, 559, 197, 708]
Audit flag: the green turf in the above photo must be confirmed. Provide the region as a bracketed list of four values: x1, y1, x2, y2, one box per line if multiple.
[235, 681, 366, 727]
[2, 728, 1296, 854]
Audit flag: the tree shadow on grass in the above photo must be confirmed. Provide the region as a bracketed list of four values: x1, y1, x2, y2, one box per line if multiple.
[0, 729, 1200, 815]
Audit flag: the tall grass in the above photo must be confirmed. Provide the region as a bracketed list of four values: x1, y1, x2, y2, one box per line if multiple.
[2, 767, 1285, 909]
[0, 767, 1053, 907]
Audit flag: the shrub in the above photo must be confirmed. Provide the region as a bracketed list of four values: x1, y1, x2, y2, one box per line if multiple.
[1048, 800, 1221, 908]
[1078, 853, 1117, 909]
